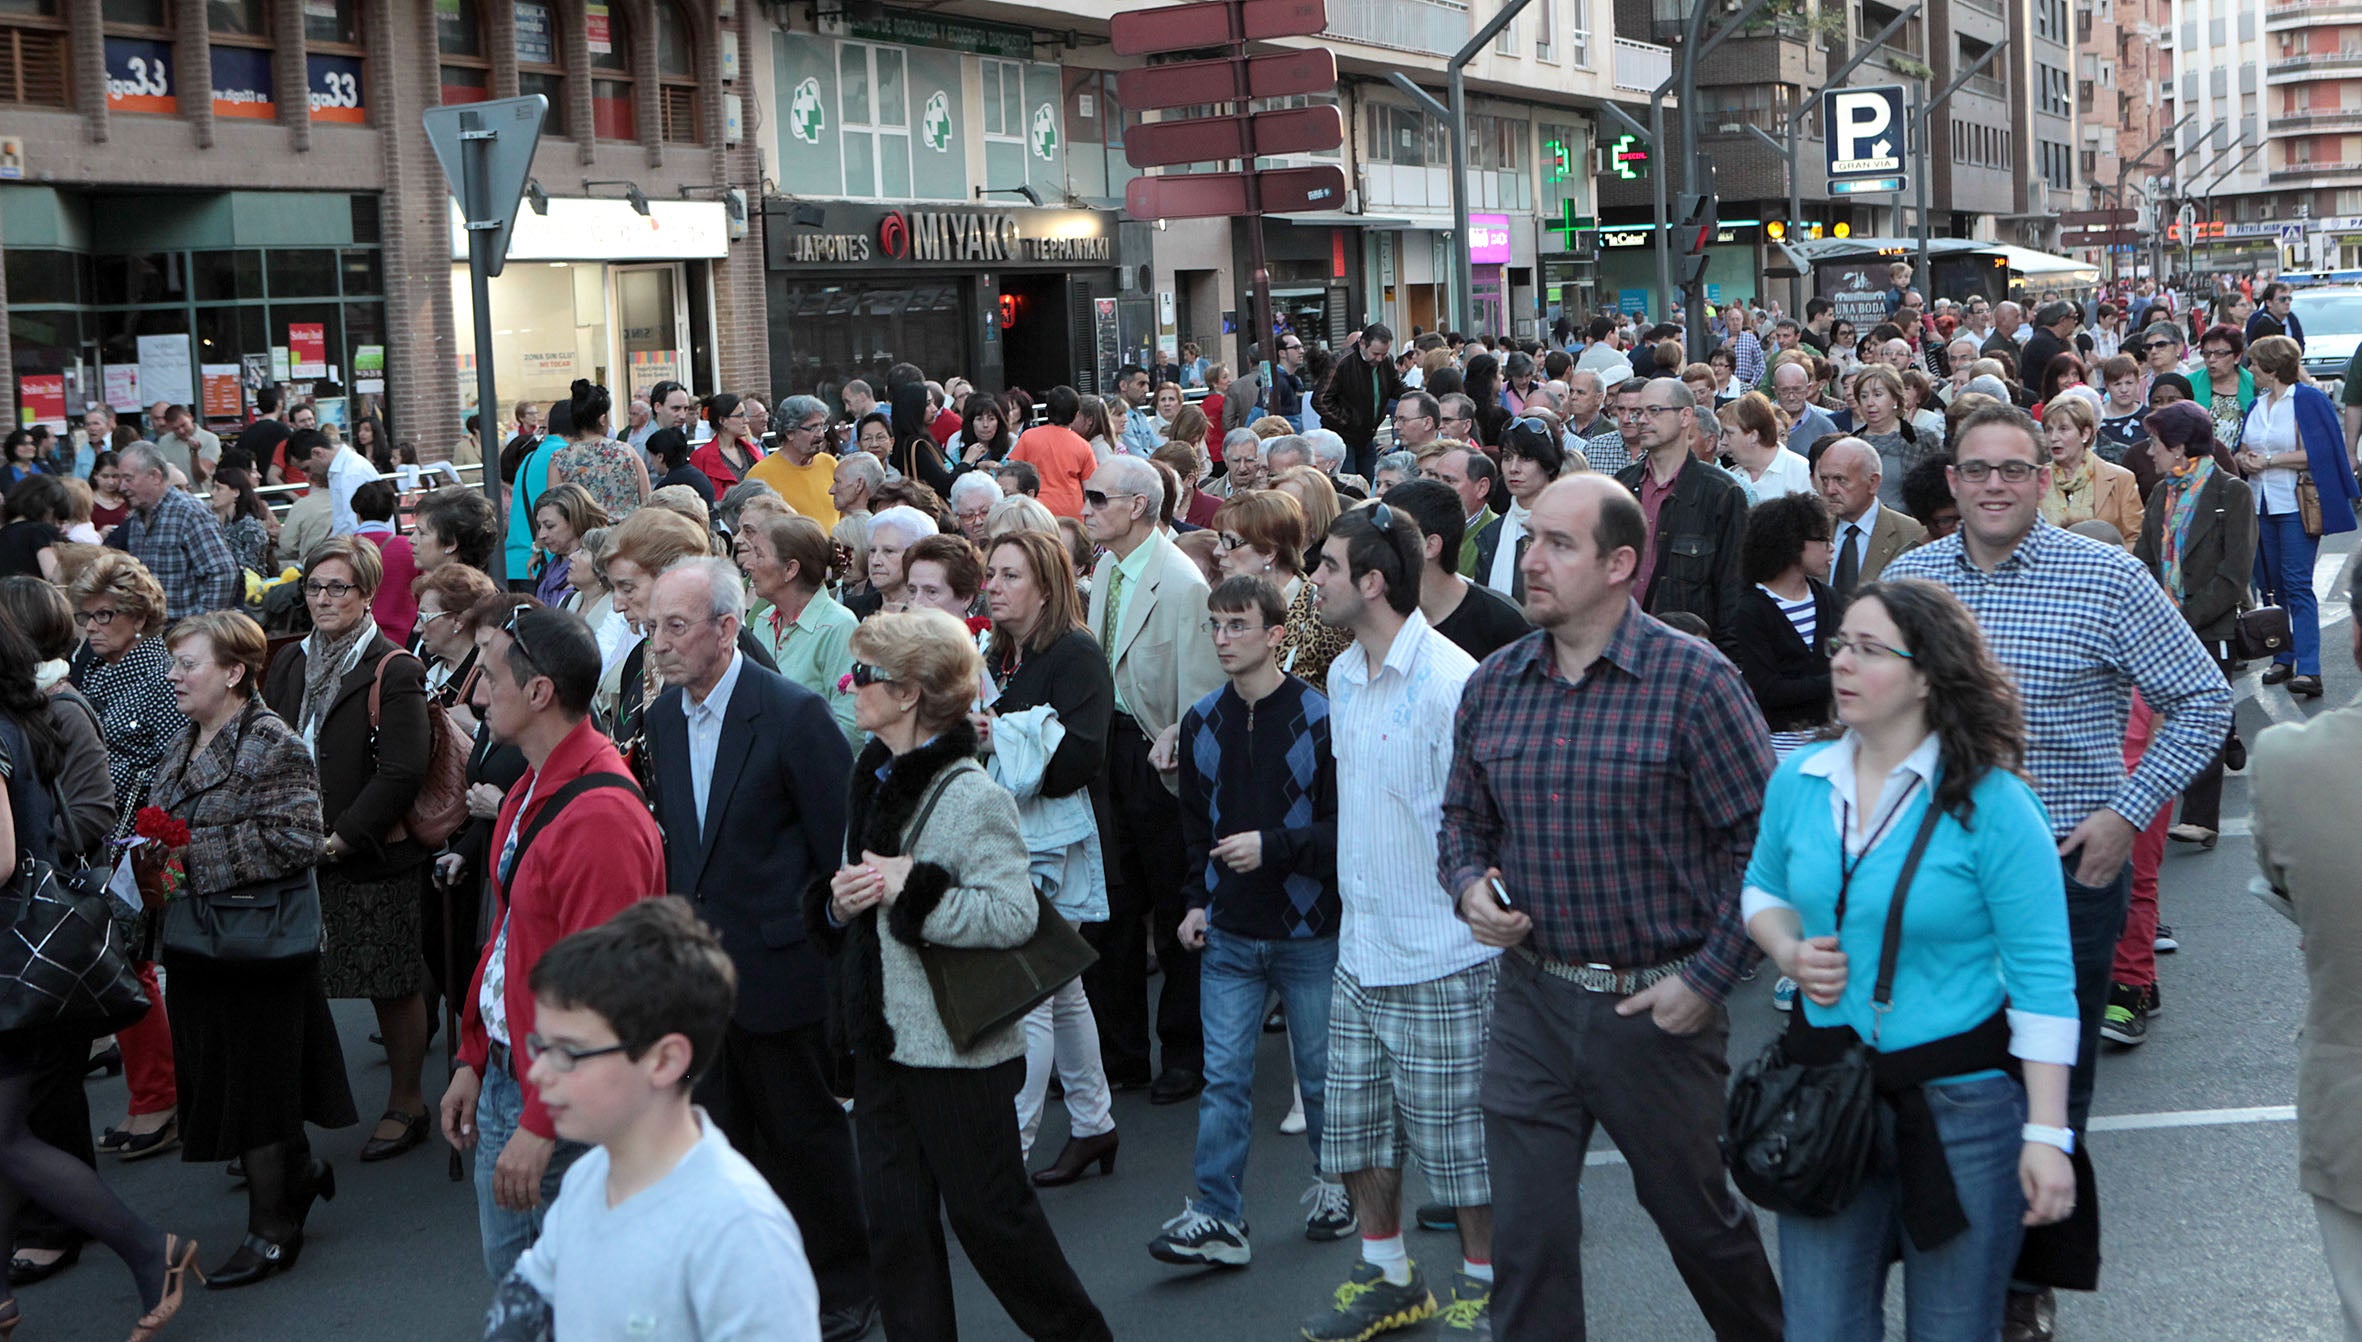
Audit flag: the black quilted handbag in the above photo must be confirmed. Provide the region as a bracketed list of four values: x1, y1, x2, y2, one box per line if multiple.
[1722, 803, 1942, 1218]
[0, 856, 152, 1036]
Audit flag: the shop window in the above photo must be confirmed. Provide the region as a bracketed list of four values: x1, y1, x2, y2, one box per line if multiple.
[4, 247, 79, 307]
[192, 250, 263, 302]
[94, 254, 187, 307]
[0, 0, 68, 108]
[266, 249, 339, 299]
[838, 43, 911, 199]
[100, 0, 175, 116]
[206, 0, 274, 122]
[589, 1, 634, 139]
[514, 1, 566, 135]
[340, 249, 382, 296]
[654, 1, 697, 143]
[304, 0, 364, 124]
[437, 0, 489, 105]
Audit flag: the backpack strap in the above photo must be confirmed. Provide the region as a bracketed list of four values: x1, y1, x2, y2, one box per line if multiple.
[507, 771, 644, 884]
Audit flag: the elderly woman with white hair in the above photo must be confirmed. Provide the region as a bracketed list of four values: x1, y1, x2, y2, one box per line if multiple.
[947, 472, 1006, 547]
[849, 504, 939, 620]
[1371, 450, 1421, 493]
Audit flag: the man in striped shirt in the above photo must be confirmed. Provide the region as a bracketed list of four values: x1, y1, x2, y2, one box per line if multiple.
[1298, 504, 1498, 1341]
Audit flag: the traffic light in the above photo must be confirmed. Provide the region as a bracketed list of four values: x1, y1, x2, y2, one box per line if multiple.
[1834, 221, 1851, 238]
[1677, 191, 1718, 288]
[1766, 220, 1787, 242]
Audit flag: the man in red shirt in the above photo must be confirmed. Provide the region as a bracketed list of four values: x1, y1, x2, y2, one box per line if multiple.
[1011, 385, 1100, 518]
[439, 599, 666, 1282]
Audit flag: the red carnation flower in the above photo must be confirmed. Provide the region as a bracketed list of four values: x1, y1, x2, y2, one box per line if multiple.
[133, 806, 191, 850]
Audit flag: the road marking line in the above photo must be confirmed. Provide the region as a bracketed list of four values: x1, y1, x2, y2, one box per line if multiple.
[1579, 1105, 2296, 1167]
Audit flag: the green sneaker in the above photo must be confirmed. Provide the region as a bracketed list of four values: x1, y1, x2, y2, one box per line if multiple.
[1300, 1260, 1437, 1341]
[1438, 1271, 1493, 1337]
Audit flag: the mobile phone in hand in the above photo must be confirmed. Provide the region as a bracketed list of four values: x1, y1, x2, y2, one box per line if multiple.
[1489, 877, 1514, 910]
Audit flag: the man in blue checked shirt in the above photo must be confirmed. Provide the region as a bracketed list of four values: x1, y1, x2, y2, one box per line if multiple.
[1884, 401, 2233, 1336]
[1113, 364, 1162, 457]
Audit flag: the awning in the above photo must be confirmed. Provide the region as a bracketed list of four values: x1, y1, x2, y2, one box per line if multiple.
[447, 197, 730, 263]
[1990, 244, 2099, 281]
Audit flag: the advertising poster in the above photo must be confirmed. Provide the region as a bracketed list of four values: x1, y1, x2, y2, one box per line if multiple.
[103, 37, 176, 115]
[288, 324, 328, 379]
[209, 46, 275, 120]
[241, 352, 272, 391]
[514, 3, 553, 63]
[352, 345, 385, 395]
[1818, 261, 1895, 331]
[315, 398, 348, 430]
[201, 365, 244, 419]
[17, 376, 65, 430]
[1469, 214, 1514, 266]
[135, 334, 194, 408]
[627, 350, 682, 398]
[586, 3, 612, 53]
[521, 350, 578, 384]
[270, 347, 292, 383]
[103, 365, 141, 412]
[307, 54, 365, 124]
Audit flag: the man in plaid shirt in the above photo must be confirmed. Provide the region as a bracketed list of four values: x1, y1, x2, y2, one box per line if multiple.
[112, 442, 240, 617]
[1446, 474, 1783, 1342]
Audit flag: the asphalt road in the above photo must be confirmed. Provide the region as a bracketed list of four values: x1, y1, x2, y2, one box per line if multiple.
[31, 538, 2362, 1341]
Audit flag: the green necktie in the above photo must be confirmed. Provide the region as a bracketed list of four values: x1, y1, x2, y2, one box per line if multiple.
[1100, 562, 1128, 661]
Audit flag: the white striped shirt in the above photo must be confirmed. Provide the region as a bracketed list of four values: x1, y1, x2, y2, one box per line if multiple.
[1327, 610, 1497, 987]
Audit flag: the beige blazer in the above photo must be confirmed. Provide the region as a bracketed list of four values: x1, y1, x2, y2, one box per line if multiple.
[1861, 503, 1928, 584]
[1086, 530, 1224, 789]
[2251, 704, 2362, 1213]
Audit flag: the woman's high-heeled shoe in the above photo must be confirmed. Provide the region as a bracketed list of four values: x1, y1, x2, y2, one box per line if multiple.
[1030, 1130, 1119, 1187]
[85, 1044, 122, 1079]
[125, 1234, 198, 1341]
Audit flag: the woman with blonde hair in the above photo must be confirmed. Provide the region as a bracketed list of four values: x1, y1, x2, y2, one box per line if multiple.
[1211, 488, 1351, 693]
[529, 482, 610, 609]
[2038, 394, 2143, 545]
[987, 493, 1060, 540]
[1268, 465, 1339, 542]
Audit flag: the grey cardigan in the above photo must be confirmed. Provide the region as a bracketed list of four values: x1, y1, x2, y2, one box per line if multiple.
[807, 723, 1040, 1070]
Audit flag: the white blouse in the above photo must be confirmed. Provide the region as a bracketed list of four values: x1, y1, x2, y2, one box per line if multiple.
[2242, 388, 2302, 516]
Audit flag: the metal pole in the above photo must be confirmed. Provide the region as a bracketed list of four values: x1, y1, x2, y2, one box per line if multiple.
[459, 108, 507, 586]
[1652, 91, 1672, 325]
[1231, 8, 1275, 403]
[1674, 0, 1773, 359]
[1913, 95, 1931, 298]
[1442, 0, 1539, 336]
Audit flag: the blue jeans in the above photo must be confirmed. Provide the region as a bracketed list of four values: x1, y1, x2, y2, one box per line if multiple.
[473, 1060, 589, 1282]
[2255, 510, 2322, 675]
[1193, 928, 1337, 1225]
[1780, 1073, 2031, 1341]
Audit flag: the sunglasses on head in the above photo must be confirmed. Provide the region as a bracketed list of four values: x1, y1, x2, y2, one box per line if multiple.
[501, 603, 549, 672]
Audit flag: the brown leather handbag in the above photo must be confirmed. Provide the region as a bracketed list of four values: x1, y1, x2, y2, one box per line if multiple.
[368, 652, 470, 846]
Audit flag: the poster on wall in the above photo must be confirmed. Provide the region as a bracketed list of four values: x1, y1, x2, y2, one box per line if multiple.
[1469, 214, 1514, 266]
[17, 376, 65, 431]
[586, 3, 612, 53]
[307, 54, 365, 124]
[201, 365, 244, 419]
[135, 334, 194, 409]
[353, 346, 385, 395]
[241, 352, 272, 391]
[288, 324, 327, 378]
[1094, 299, 1120, 394]
[103, 37, 177, 115]
[628, 350, 683, 397]
[514, 2, 554, 63]
[209, 46, 275, 120]
[102, 365, 141, 412]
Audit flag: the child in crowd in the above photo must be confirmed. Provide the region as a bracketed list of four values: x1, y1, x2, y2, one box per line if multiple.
[485, 898, 820, 1342]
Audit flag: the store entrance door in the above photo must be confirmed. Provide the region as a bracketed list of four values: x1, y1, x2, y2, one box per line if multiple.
[613, 264, 690, 399]
[998, 273, 1075, 399]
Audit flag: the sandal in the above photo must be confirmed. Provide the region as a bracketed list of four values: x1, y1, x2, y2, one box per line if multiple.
[125, 1233, 199, 1341]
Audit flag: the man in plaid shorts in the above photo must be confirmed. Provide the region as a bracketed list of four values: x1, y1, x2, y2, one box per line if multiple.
[1299, 503, 1500, 1341]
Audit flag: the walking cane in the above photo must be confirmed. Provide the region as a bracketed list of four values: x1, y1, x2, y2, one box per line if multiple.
[441, 863, 464, 1183]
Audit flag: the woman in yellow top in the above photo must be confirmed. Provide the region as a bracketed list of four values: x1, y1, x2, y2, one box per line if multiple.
[2037, 396, 2143, 546]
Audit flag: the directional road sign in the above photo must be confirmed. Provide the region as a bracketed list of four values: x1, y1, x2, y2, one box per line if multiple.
[2061, 207, 2139, 228]
[1125, 165, 1347, 220]
[1823, 84, 1907, 180]
[423, 95, 547, 278]
[1115, 48, 1336, 112]
[1110, 0, 1326, 55]
[1125, 104, 1343, 169]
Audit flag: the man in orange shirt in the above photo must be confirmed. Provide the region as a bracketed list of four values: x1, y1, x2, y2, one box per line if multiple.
[1010, 385, 1100, 518]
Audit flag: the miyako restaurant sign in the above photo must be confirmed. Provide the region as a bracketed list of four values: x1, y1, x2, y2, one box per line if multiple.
[768, 203, 1115, 270]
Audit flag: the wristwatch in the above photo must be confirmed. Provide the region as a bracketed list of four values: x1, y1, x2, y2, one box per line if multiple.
[2022, 1123, 2075, 1154]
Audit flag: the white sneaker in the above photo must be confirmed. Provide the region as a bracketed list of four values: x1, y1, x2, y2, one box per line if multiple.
[1280, 1093, 1307, 1135]
[1148, 1200, 1252, 1267]
[1301, 1179, 1356, 1241]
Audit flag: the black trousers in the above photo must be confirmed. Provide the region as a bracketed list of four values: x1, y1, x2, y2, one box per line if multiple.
[13, 1040, 94, 1255]
[854, 1055, 1110, 1342]
[2178, 650, 2236, 832]
[695, 1020, 875, 1318]
[1084, 713, 1199, 1081]
[1481, 954, 1783, 1341]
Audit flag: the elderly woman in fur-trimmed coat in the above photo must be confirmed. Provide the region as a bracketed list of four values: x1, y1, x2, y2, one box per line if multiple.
[805, 608, 1112, 1342]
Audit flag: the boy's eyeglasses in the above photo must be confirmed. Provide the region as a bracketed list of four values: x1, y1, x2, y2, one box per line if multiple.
[523, 1033, 631, 1073]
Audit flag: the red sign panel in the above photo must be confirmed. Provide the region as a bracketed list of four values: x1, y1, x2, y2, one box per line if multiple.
[1110, 0, 1327, 55]
[1125, 165, 1348, 220]
[1116, 48, 1336, 113]
[2060, 208, 2139, 228]
[1125, 105, 1343, 169]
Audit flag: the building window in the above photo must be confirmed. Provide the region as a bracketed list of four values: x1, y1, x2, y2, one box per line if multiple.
[1535, 0, 1554, 62]
[654, 1, 697, 142]
[1568, 0, 1592, 68]
[101, 0, 176, 116]
[840, 43, 911, 199]
[982, 57, 1024, 145]
[589, 1, 634, 139]
[207, 0, 268, 38]
[514, 1, 566, 135]
[206, 0, 274, 121]
[304, 0, 364, 125]
[303, 0, 360, 45]
[437, 0, 489, 105]
[1, 0, 70, 108]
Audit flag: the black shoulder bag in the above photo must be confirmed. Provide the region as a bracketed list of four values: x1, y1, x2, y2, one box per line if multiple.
[160, 711, 325, 964]
[1721, 797, 1945, 1219]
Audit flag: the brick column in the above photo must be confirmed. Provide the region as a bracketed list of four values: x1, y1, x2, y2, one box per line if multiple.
[380, 0, 461, 457]
[75, 4, 111, 143]
[704, 0, 771, 395]
[273, 0, 311, 151]
[173, 0, 215, 148]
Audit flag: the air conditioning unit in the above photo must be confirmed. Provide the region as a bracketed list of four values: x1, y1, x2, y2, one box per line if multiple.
[2260, 200, 2278, 219]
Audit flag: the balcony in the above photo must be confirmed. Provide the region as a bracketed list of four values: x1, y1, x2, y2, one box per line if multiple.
[1613, 35, 1673, 93]
[2270, 109, 2362, 133]
[1323, 0, 1469, 56]
[2268, 0, 2362, 28]
[2269, 160, 2362, 184]
[2268, 50, 2362, 81]
[1961, 72, 2008, 99]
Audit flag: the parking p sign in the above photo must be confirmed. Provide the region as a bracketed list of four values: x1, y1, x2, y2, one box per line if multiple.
[1824, 84, 1907, 178]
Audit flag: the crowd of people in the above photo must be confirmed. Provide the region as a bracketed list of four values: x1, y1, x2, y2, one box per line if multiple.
[0, 259, 2356, 1342]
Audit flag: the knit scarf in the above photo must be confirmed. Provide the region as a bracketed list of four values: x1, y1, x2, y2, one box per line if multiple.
[2158, 455, 2217, 608]
[2039, 452, 2098, 528]
[298, 617, 377, 749]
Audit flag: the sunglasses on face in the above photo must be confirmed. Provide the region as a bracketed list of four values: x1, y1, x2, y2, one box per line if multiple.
[846, 662, 896, 689]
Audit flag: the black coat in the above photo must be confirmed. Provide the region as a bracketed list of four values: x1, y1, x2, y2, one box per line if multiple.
[262, 632, 430, 881]
[1613, 456, 1751, 637]
[648, 661, 851, 1034]
[1719, 581, 1840, 734]
[1312, 342, 1407, 449]
[1468, 512, 1527, 603]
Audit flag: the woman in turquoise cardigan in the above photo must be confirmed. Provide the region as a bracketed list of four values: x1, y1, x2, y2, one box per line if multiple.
[1742, 578, 2080, 1342]
[2239, 335, 2362, 697]
[2188, 323, 2258, 452]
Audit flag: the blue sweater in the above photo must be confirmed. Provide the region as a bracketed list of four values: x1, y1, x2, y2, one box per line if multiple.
[1177, 676, 1339, 939]
[1742, 738, 2080, 1071]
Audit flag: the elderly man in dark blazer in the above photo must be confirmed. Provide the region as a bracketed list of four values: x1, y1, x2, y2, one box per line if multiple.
[642, 556, 875, 1342]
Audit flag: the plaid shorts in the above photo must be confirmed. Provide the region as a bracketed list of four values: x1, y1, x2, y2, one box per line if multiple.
[1321, 958, 1498, 1208]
